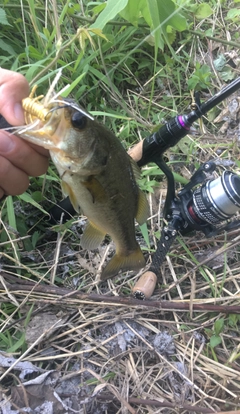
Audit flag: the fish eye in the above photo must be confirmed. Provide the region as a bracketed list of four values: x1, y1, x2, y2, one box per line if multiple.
[71, 111, 87, 130]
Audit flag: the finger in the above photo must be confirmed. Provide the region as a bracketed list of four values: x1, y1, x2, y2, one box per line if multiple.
[0, 156, 30, 195]
[0, 69, 29, 126]
[27, 142, 49, 158]
[0, 131, 49, 177]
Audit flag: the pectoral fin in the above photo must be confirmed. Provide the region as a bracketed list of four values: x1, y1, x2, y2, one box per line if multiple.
[135, 189, 149, 226]
[61, 180, 80, 213]
[100, 245, 145, 280]
[81, 221, 106, 250]
[82, 176, 107, 203]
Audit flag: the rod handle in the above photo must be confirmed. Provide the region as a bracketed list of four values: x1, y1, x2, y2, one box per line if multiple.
[132, 271, 157, 300]
[128, 141, 144, 163]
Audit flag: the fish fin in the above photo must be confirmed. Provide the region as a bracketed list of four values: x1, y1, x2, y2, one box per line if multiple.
[129, 157, 141, 181]
[61, 180, 80, 213]
[135, 189, 149, 225]
[129, 157, 149, 225]
[100, 246, 145, 281]
[82, 176, 106, 203]
[81, 221, 105, 250]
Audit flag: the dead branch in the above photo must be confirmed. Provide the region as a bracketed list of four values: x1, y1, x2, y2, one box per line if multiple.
[1, 273, 240, 314]
[97, 393, 217, 413]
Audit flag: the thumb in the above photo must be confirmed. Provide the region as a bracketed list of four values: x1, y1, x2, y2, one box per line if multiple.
[0, 69, 29, 126]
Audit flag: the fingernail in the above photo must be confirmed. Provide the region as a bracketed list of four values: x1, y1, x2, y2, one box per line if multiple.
[13, 102, 24, 123]
[0, 132, 15, 153]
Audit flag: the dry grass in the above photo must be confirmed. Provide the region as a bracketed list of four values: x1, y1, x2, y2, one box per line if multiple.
[1, 187, 240, 413]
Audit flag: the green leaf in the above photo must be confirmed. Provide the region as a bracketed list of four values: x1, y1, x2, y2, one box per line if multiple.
[120, 0, 140, 26]
[18, 192, 49, 216]
[120, 0, 148, 26]
[0, 39, 16, 55]
[6, 196, 17, 231]
[32, 231, 41, 249]
[31, 191, 44, 203]
[220, 67, 235, 82]
[60, 73, 87, 97]
[146, 0, 164, 50]
[177, 136, 193, 156]
[145, 0, 187, 50]
[139, 0, 151, 26]
[0, 8, 11, 25]
[139, 222, 150, 248]
[91, 0, 128, 30]
[210, 335, 222, 348]
[228, 314, 240, 327]
[92, 3, 106, 15]
[161, 7, 186, 32]
[226, 8, 240, 19]
[214, 318, 225, 336]
[195, 3, 213, 19]
[213, 54, 226, 71]
[158, 0, 187, 31]
[7, 333, 26, 353]
[187, 64, 212, 91]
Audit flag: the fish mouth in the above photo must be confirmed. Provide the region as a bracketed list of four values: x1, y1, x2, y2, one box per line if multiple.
[15, 95, 94, 151]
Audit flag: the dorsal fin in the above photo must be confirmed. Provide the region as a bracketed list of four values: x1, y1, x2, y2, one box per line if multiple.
[136, 189, 149, 225]
[129, 157, 149, 225]
[129, 156, 141, 181]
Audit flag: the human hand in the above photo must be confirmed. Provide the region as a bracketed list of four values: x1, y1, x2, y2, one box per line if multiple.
[0, 69, 49, 199]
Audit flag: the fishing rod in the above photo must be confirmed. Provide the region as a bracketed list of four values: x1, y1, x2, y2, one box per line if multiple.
[131, 76, 240, 299]
[1, 77, 240, 299]
[46, 76, 240, 298]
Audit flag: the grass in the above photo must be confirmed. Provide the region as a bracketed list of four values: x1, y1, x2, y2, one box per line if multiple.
[1, 0, 240, 412]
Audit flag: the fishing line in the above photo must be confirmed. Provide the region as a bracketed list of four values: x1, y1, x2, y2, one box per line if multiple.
[48, 99, 94, 120]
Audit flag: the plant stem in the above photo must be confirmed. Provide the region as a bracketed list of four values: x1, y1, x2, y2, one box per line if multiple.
[4, 4, 239, 48]
[189, 29, 240, 49]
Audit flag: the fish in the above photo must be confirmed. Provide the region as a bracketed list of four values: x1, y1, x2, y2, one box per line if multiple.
[16, 96, 149, 280]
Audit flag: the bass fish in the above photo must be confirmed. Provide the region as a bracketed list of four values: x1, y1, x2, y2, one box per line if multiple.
[17, 95, 149, 280]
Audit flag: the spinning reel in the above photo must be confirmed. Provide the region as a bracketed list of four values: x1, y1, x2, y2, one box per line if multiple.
[132, 76, 240, 299]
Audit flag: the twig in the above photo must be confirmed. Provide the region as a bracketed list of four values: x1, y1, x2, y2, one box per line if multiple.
[1, 275, 240, 314]
[189, 29, 240, 49]
[96, 393, 216, 413]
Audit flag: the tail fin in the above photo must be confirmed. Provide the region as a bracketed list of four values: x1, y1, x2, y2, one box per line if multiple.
[100, 246, 145, 281]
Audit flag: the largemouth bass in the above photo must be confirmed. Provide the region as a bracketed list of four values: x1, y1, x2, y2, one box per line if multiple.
[17, 96, 149, 280]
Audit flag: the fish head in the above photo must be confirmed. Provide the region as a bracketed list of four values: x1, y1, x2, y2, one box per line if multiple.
[52, 100, 110, 175]
[19, 98, 110, 175]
